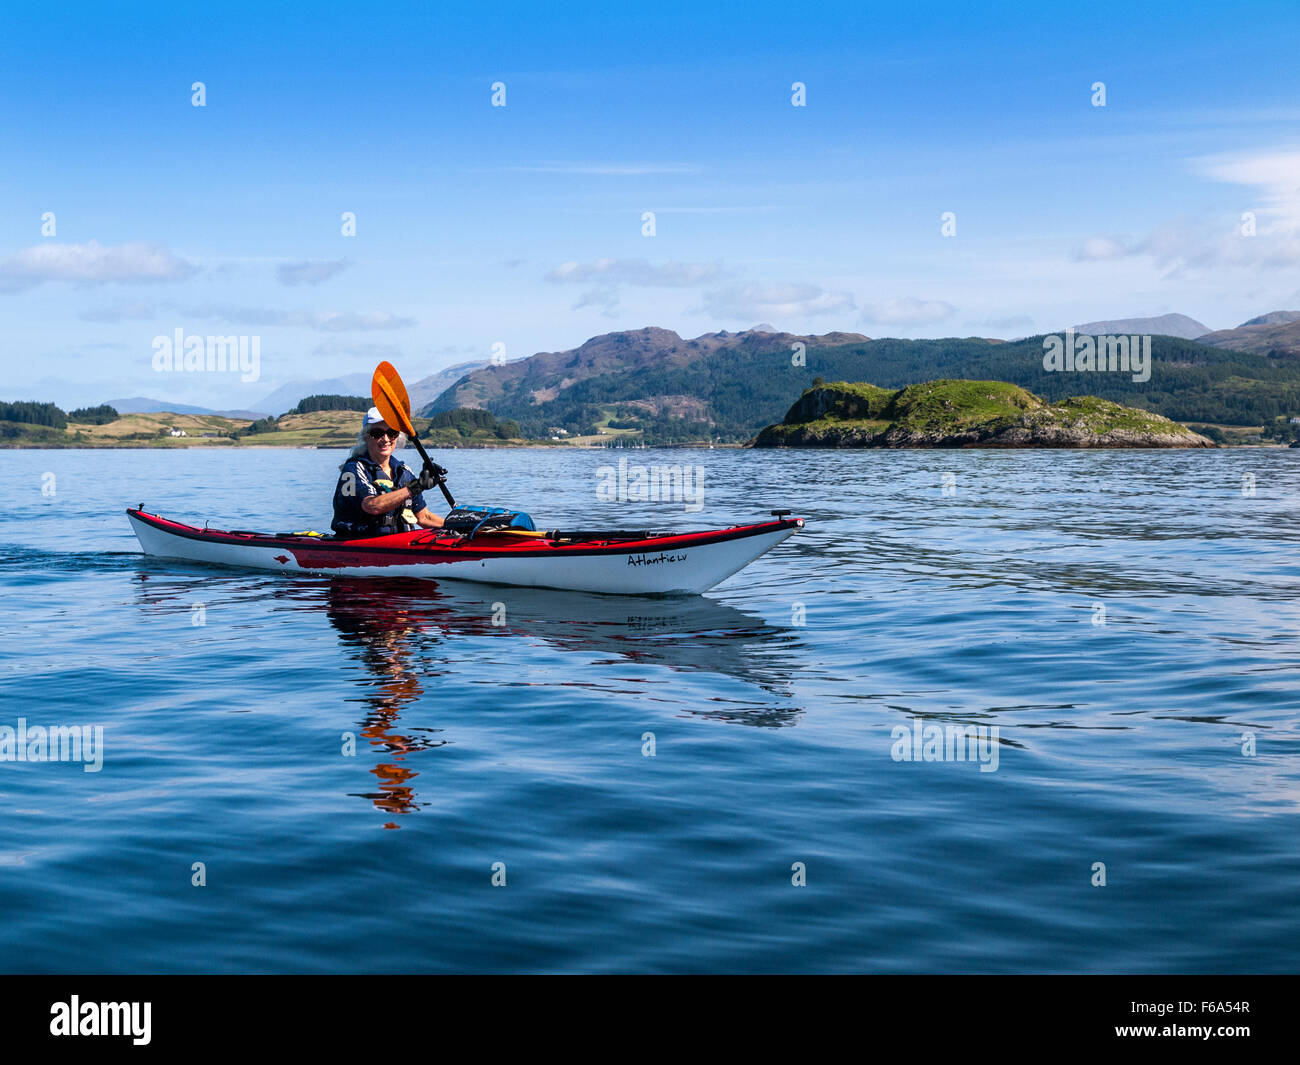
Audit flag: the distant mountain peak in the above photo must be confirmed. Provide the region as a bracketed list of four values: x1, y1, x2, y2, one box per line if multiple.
[1071, 313, 1210, 340]
[580, 326, 682, 347]
[1196, 314, 1300, 358]
[1237, 310, 1300, 328]
[103, 396, 264, 417]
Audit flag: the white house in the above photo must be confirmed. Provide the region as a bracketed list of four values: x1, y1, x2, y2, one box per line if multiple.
[168, 428, 186, 437]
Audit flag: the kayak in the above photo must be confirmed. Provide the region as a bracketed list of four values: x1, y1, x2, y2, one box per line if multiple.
[126, 508, 804, 595]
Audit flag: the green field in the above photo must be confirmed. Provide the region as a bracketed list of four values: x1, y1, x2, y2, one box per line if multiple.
[0, 408, 559, 449]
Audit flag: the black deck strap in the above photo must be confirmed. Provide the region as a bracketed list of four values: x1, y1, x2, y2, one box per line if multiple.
[548, 529, 655, 542]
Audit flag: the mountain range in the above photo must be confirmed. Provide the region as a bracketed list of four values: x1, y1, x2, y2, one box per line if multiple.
[105, 397, 269, 419]
[89, 311, 1300, 439]
[253, 360, 489, 415]
[1067, 311, 1300, 356]
[416, 313, 1300, 440]
[104, 359, 492, 421]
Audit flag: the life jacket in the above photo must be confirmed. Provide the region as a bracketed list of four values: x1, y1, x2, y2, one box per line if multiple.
[331, 455, 425, 538]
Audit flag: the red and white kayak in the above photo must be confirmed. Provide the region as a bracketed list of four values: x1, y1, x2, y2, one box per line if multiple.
[126, 508, 803, 595]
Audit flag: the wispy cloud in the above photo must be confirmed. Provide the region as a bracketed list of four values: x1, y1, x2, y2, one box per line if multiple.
[276, 259, 351, 286]
[651, 205, 783, 214]
[861, 297, 956, 327]
[971, 314, 1035, 333]
[310, 339, 404, 360]
[180, 305, 416, 331]
[571, 288, 621, 317]
[504, 162, 700, 175]
[546, 258, 726, 286]
[559, 205, 785, 215]
[1072, 148, 1300, 275]
[1194, 147, 1300, 230]
[1074, 235, 1134, 262]
[0, 241, 194, 289]
[700, 283, 856, 321]
[79, 301, 161, 322]
[1076, 217, 1300, 275]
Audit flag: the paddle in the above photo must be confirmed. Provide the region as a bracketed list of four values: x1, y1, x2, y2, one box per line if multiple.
[371, 361, 456, 508]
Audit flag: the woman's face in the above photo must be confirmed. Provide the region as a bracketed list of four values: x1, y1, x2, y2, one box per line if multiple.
[366, 424, 398, 463]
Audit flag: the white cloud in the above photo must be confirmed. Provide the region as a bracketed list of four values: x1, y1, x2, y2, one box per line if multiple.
[571, 288, 621, 317]
[310, 339, 404, 360]
[1075, 235, 1132, 261]
[970, 314, 1035, 333]
[546, 258, 726, 286]
[860, 297, 956, 327]
[1141, 217, 1300, 274]
[0, 241, 194, 288]
[1194, 148, 1300, 230]
[276, 259, 351, 286]
[701, 283, 856, 321]
[79, 301, 161, 322]
[180, 306, 415, 331]
[1077, 148, 1300, 276]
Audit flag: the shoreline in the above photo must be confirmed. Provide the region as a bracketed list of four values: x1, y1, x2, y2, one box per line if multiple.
[1, 441, 1292, 452]
[0, 441, 750, 451]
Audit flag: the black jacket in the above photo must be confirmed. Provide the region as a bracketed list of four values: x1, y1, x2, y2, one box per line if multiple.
[331, 455, 428, 538]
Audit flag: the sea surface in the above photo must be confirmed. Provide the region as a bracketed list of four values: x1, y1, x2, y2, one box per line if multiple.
[1, 446, 1298, 973]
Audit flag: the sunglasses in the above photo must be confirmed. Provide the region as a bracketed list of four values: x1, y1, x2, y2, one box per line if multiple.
[368, 428, 399, 440]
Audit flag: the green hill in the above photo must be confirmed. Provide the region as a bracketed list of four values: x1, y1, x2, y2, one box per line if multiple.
[753, 380, 1214, 449]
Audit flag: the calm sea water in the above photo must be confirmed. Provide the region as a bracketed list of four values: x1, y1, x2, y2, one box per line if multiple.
[1, 446, 1298, 973]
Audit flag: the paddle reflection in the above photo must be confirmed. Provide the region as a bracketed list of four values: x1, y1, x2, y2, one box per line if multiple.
[325, 580, 451, 827]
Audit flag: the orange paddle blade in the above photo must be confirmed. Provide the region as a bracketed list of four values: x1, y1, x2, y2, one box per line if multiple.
[371, 361, 416, 437]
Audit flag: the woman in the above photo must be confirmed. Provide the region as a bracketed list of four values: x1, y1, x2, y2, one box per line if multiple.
[332, 407, 445, 538]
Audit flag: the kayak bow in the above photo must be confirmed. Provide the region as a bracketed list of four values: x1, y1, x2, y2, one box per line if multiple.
[125, 508, 803, 595]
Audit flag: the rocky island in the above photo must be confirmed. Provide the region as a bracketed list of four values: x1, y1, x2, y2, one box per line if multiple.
[751, 380, 1214, 448]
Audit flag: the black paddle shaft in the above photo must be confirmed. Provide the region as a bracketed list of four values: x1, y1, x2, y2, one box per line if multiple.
[408, 434, 456, 508]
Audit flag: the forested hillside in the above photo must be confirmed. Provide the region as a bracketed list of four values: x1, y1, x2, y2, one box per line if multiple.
[427, 329, 1300, 443]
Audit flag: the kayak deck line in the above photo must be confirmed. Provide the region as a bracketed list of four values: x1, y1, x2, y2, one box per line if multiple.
[124, 508, 804, 596]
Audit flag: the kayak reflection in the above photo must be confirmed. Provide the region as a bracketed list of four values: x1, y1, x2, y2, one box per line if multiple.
[322, 578, 801, 824]
[130, 567, 801, 828]
[322, 577, 800, 707]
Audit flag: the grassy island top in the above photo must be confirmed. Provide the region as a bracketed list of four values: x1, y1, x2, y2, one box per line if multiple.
[753, 379, 1213, 448]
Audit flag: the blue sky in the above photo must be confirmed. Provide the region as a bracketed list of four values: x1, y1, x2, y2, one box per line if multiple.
[2, 0, 1299, 409]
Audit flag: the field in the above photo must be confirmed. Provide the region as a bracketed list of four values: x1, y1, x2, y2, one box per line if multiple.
[1, 410, 550, 448]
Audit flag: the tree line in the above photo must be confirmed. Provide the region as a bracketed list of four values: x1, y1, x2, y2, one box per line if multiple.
[289, 394, 373, 414]
[0, 401, 70, 428]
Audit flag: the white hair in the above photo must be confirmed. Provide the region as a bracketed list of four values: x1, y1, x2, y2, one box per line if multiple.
[339, 426, 408, 470]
